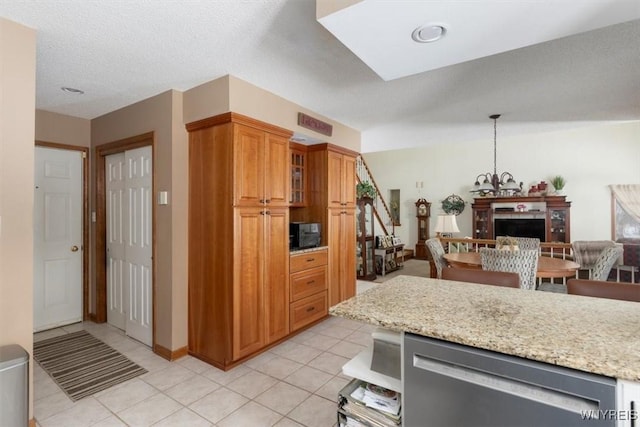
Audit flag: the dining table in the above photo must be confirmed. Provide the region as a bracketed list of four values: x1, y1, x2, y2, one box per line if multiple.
[443, 252, 580, 279]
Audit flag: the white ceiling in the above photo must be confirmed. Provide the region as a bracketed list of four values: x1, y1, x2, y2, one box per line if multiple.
[318, 0, 640, 81]
[1, 0, 639, 152]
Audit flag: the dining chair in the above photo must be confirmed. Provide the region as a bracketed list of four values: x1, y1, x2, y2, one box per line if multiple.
[479, 248, 539, 290]
[426, 238, 447, 279]
[572, 240, 617, 278]
[567, 279, 640, 302]
[496, 236, 540, 251]
[590, 246, 624, 281]
[441, 267, 520, 288]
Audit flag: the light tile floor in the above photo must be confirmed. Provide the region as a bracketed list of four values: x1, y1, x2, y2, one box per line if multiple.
[33, 315, 376, 427]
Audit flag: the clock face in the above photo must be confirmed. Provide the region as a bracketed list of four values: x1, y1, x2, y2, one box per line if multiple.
[418, 204, 427, 216]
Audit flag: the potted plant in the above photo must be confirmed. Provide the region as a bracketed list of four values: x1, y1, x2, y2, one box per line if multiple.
[551, 175, 566, 195]
[356, 181, 376, 198]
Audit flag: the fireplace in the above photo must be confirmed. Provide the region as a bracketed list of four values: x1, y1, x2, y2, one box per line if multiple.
[494, 217, 546, 241]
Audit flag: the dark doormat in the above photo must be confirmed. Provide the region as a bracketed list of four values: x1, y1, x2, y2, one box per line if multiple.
[34, 330, 147, 401]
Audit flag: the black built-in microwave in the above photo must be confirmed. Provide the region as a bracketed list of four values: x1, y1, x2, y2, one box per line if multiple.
[289, 222, 321, 250]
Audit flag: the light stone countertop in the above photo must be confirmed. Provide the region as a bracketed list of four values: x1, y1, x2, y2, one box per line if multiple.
[290, 246, 328, 255]
[329, 275, 640, 381]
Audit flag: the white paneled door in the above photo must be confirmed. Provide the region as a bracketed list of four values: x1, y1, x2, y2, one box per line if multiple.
[106, 146, 153, 346]
[34, 147, 83, 332]
[106, 152, 126, 331]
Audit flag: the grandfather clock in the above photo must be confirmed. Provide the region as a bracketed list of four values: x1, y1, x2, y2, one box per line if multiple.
[415, 198, 431, 260]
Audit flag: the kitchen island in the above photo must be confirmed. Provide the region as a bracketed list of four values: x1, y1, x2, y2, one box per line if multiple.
[330, 275, 640, 426]
[330, 275, 639, 381]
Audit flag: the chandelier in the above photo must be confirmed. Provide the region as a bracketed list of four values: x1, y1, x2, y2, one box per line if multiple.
[470, 114, 521, 195]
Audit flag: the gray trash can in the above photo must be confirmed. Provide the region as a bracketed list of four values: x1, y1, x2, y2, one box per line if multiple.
[0, 344, 29, 427]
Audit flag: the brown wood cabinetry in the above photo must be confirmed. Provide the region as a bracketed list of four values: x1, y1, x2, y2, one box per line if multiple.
[187, 112, 292, 370]
[328, 207, 357, 305]
[290, 249, 328, 331]
[327, 150, 356, 208]
[234, 124, 289, 207]
[471, 195, 571, 242]
[307, 144, 358, 307]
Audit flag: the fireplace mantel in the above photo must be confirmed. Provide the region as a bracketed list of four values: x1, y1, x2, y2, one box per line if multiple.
[471, 195, 571, 242]
[472, 195, 568, 204]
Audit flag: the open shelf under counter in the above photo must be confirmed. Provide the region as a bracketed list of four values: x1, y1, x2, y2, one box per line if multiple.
[342, 344, 402, 393]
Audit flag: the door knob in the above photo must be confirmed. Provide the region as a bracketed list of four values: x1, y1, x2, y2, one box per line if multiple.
[71, 245, 79, 252]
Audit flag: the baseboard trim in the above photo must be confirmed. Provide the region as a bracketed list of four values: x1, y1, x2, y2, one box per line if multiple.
[153, 344, 188, 361]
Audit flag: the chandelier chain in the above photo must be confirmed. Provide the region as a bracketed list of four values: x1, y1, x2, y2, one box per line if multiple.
[493, 116, 497, 175]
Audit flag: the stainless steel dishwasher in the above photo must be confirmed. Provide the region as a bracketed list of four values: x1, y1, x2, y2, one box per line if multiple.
[404, 333, 617, 427]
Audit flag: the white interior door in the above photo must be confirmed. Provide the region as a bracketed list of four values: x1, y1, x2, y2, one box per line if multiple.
[106, 153, 126, 330]
[34, 147, 83, 332]
[106, 146, 153, 346]
[124, 147, 153, 346]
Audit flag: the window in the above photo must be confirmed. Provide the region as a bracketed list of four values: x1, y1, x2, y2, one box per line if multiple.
[611, 185, 640, 241]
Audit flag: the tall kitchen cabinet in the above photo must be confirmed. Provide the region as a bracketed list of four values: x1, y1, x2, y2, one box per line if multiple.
[307, 144, 358, 306]
[186, 112, 292, 370]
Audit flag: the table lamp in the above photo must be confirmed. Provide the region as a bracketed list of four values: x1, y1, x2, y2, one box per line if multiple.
[434, 214, 459, 238]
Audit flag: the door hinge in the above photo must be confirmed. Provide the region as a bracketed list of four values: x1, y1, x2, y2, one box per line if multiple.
[82, 151, 87, 159]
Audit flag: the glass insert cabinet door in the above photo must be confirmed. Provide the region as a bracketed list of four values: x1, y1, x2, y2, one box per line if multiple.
[290, 148, 305, 206]
[364, 202, 373, 237]
[356, 197, 376, 280]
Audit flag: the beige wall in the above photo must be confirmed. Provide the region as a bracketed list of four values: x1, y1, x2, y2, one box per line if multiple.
[182, 75, 231, 124]
[183, 74, 361, 152]
[363, 121, 640, 250]
[91, 90, 189, 352]
[35, 110, 91, 147]
[0, 17, 36, 420]
[316, 0, 363, 19]
[169, 91, 189, 346]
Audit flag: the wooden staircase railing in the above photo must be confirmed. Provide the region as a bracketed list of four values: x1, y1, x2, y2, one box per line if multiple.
[356, 155, 394, 237]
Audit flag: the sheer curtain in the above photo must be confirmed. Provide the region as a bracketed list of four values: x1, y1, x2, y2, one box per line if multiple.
[610, 184, 640, 222]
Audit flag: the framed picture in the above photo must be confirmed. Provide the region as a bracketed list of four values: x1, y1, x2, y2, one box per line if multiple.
[392, 237, 402, 246]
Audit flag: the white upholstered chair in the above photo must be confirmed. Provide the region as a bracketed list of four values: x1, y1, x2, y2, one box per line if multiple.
[479, 248, 539, 290]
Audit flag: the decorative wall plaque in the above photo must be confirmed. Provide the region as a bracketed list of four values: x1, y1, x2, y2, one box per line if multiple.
[297, 112, 333, 136]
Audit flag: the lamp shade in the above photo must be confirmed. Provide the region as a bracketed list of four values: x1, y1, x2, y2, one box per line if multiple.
[434, 214, 460, 234]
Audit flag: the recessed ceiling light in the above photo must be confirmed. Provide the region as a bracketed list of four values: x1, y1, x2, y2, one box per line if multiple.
[61, 87, 84, 94]
[412, 24, 447, 43]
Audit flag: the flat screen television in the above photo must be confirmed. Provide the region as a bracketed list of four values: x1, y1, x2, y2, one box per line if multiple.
[494, 218, 545, 241]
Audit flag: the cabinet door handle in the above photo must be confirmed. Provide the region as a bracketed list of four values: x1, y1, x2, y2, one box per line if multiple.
[306, 280, 315, 285]
[265, 211, 270, 215]
[306, 258, 315, 262]
[306, 306, 315, 312]
[265, 199, 271, 204]
[259, 199, 265, 203]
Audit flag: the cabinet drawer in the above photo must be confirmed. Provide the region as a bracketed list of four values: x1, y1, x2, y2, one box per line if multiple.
[290, 250, 328, 273]
[290, 291, 327, 332]
[291, 266, 327, 302]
